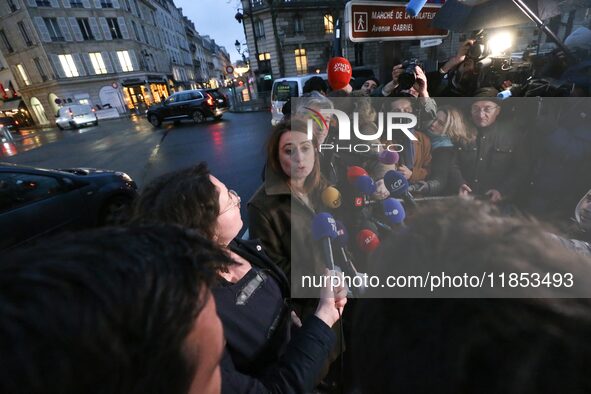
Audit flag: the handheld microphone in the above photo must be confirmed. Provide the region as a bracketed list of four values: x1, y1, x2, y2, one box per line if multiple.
[311, 212, 339, 271]
[378, 150, 400, 165]
[354, 175, 377, 207]
[383, 170, 418, 210]
[347, 166, 368, 184]
[356, 229, 380, 253]
[383, 197, 406, 225]
[336, 220, 367, 296]
[321, 186, 342, 209]
[406, 0, 428, 17]
[327, 57, 352, 91]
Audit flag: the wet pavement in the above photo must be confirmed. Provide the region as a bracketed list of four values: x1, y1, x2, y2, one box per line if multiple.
[1, 112, 272, 228]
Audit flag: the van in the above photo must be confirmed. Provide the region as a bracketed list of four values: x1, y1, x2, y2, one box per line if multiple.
[56, 104, 98, 130]
[271, 73, 328, 125]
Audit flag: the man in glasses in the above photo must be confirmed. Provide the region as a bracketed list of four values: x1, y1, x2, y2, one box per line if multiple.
[452, 88, 530, 204]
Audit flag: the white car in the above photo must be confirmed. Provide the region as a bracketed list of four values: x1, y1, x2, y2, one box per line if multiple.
[56, 105, 99, 130]
[271, 74, 328, 126]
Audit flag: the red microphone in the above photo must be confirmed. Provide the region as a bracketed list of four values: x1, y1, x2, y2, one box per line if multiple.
[327, 57, 352, 91]
[356, 229, 380, 253]
[347, 166, 368, 184]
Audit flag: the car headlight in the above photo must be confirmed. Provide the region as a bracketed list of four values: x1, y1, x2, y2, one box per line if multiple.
[115, 171, 133, 183]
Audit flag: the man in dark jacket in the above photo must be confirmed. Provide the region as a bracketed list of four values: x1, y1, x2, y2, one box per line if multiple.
[452, 91, 530, 203]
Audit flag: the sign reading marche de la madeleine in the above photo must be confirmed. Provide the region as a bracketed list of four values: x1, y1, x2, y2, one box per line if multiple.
[345, 1, 448, 42]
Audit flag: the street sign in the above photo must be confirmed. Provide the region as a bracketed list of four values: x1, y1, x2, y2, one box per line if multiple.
[345, 1, 448, 43]
[226, 65, 235, 74]
[420, 38, 443, 48]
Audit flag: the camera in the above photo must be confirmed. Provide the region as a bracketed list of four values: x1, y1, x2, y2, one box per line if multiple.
[398, 59, 424, 90]
[467, 30, 488, 61]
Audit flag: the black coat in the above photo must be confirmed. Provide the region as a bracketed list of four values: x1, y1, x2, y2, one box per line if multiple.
[216, 238, 336, 394]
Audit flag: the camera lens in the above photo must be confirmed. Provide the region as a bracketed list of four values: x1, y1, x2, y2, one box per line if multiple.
[398, 71, 416, 90]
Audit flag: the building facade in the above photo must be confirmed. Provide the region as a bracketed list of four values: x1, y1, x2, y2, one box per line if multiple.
[240, 0, 591, 90]
[0, 0, 226, 125]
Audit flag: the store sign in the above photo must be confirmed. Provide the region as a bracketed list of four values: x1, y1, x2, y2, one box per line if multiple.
[345, 1, 448, 43]
[226, 65, 235, 74]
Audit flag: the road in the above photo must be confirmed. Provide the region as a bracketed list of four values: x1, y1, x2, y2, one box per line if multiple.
[2, 112, 272, 230]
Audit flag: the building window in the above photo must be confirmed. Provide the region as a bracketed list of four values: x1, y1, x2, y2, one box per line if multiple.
[294, 15, 304, 34]
[44, 18, 64, 42]
[7, 0, 18, 12]
[18, 22, 33, 47]
[106, 18, 123, 39]
[258, 52, 271, 61]
[33, 57, 48, 81]
[16, 64, 31, 85]
[254, 20, 265, 39]
[295, 48, 307, 74]
[117, 50, 134, 72]
[258, 52, 271, 73]
[70, 0, 84, 7]
[77, 18, 94, 40]
[89, 52, 107, 74]
[36, 0, 51, 6]
[324, 14, 334, 34]
[0, 30, 13, 53]
[131, 21, 140, 41]
[100, 0, 113, 8]
[58, 54, 79, 77]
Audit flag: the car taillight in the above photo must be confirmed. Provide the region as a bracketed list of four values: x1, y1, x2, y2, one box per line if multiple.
[206, 94, 214, 107]
[69, 108, 74, 119]
[91, 108, 96, 112]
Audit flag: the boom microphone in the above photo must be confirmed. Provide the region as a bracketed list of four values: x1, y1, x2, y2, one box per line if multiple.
[406, 0, 428, 17]
[311, 212, 339, 271]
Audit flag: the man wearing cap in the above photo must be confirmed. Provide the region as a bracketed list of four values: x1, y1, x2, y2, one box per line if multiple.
[451, 89, 530, 204]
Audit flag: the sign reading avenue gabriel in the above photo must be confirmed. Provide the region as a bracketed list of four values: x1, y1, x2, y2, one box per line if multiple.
[345, 1, 448, 43]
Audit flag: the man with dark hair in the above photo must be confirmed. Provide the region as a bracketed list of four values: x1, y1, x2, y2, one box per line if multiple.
[0, 225, 230, 394]
[352, 199, 591, 394]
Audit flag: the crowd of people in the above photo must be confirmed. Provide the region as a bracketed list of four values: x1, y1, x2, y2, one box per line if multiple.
[1, 29, 591, 394]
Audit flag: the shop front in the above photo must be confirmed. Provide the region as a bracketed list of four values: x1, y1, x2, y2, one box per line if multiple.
[121, 76, 169, 112]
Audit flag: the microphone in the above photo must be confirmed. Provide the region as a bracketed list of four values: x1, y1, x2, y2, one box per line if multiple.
[327, 57, 352, 91]
[347, 166, 368, 184]
[321, 186, 342, 209]
[311, 212, 339, 271]
[335, 221, 367, 296]
[354, 175, 377, 207]
[383, 170, 418, 210]
[356, 229, 380, 253]
[406, 0, 428, 17]
[383, 197, 406, 225]
[378, 150, 399, 165]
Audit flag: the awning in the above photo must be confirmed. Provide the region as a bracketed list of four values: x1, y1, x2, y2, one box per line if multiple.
[0, 99, 22, 112]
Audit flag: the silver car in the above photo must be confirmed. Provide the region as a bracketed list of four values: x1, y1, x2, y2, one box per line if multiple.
[56, 104, 99, 130]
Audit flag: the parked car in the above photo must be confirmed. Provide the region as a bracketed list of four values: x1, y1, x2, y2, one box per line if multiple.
[0, 117, 20, 135]
[271, 74, 328, 125]
[146, 89, 228, 127]
[0, 162, 137, 251]
[56, 104, 99, 130]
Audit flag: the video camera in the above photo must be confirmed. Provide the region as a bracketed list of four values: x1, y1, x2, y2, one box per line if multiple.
[398, 59, 425, 90]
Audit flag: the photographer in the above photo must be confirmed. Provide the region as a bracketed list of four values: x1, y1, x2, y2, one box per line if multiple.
[432, 39, 481, 97]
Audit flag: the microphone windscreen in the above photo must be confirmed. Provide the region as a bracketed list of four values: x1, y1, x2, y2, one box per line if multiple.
[327, 57, 352, 91]
[355, 175, 377, 195]
[356, 229, 380, 253]
[335, 220, 349, 247]
[312, 212, 338, 241]
[347, 166, 368, 184]
[378, 150, 400, 165]
[406, 0, 428, 16]
[384, 170, 409, 197]
[383, 198, 406, 224]
[322, 186, 342, 209]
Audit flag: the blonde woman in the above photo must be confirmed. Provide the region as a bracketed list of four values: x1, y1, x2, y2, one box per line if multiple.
[412, 105, 475, 195]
